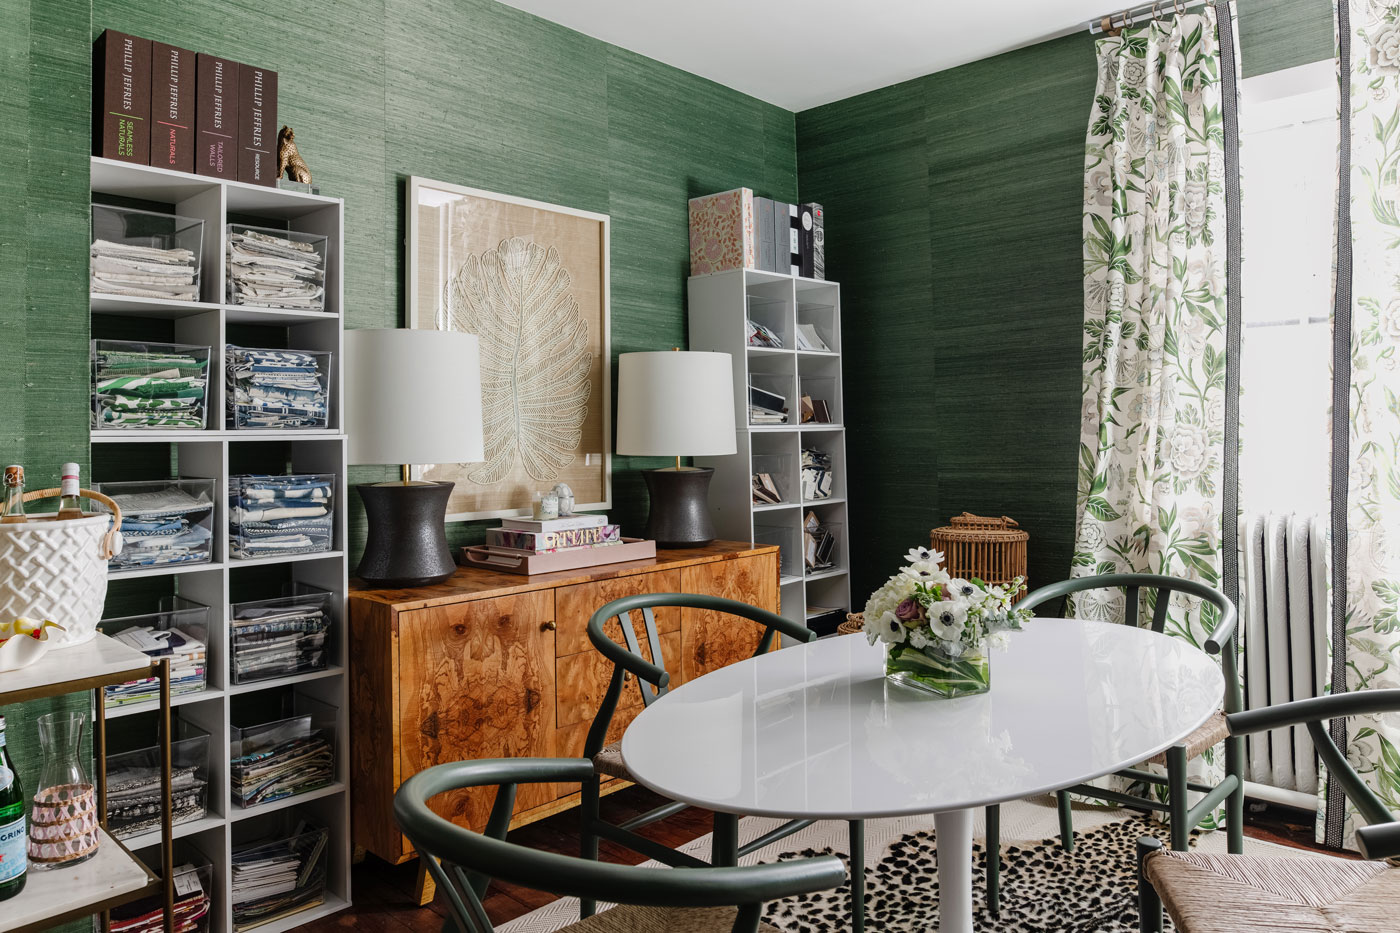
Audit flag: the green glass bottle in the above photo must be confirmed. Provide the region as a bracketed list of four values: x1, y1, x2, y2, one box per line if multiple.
[0, 714, 26, 900]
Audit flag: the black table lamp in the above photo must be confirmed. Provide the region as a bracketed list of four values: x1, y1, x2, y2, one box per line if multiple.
[346, 329, 484, 586]
[615, 350, 736, 548]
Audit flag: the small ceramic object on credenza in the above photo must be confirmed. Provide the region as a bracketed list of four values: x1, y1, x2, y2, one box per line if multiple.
[552, 482, 575, 516]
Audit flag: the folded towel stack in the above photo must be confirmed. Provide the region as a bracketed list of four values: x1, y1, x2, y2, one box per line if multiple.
[229, 474, 335, 559]
[93, 342, 210, 430]
[91, 238, 200, 301]
[227, 227, 326, 310]
[226, 346, 330, 430]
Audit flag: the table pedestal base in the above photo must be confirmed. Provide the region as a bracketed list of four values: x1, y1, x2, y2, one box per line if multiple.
[935, 808, 974, 933]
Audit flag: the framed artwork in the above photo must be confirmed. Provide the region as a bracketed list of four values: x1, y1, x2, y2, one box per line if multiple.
[406, 176, 611, 521]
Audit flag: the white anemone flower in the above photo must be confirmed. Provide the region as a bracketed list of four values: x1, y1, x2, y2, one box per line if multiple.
[904, 546, 945, 565]
[877, 610, 906, 645]
[948, 578, 986, 602]
[928, 600, 968, 641]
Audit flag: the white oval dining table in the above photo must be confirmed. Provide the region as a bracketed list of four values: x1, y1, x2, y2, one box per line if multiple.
[621, 618, 1224, 933]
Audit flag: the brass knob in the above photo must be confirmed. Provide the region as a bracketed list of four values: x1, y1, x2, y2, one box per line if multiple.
[623, 672, 633, 685]
[542, 620, 557, 631]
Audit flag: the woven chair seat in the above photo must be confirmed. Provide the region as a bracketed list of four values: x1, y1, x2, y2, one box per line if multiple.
[1148, 710, 1229, 764]
[560, 904, 781, 933]
[1145, 849, 1399, 932]
[593, 741, 636, 783]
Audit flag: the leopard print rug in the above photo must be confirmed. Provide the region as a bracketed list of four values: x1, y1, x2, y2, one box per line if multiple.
[763, 814, 1186, 932]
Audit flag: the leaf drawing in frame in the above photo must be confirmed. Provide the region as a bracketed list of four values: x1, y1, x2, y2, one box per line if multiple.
[445, 236, 593, 485]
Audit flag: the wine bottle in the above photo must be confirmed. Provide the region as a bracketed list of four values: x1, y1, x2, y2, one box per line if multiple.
[0, 715, 26, 901]
[56, 463, 83, 520]
[1, 466, 26, 525]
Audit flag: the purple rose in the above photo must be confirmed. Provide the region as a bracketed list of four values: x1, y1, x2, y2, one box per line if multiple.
[895, 597, 923, 622]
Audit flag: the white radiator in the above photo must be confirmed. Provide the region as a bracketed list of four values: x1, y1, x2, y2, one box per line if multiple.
[1239, 512, 1329, 798]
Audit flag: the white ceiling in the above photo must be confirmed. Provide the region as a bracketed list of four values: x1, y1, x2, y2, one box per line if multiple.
[494, 0, 1116, 111]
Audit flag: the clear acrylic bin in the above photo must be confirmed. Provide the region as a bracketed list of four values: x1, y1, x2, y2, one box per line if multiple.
[106, 721, 211, 839]
[804, 518, 843, 572]
[229, 583, 333, 684]
[755, 521, 801, 579]
[229, 692, 337, 808]
[91, 204, 204, 302]
[751, 454, 794, 505]
[100, 597, 211, 707]
[231, 814, 330, 931]
[111, 844, 215, 933]
[228, 474, 335, 559]
[225, 346, 332, 430]
[94, 478, 216, 572]
[93, 339, 212, 431]
[226, 223, 329, 312]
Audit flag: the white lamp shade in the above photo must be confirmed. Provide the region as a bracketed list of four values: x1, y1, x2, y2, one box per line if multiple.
[345, 329, 485, 465]
[615, 351, 736, 457]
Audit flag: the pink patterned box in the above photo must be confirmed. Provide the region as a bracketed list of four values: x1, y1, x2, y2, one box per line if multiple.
[688, 187, 755, 275]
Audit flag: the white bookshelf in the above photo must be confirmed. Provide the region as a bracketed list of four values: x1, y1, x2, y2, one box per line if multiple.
[88, 157, 351, 933]
[689, 268, 852, 630]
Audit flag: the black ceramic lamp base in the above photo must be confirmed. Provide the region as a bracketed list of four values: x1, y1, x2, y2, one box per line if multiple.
[355, 480, 457, 587]
[642, 467, 716, 548]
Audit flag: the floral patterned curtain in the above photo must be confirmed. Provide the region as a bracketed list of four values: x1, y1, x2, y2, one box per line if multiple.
[1074, 8, 1231, 818]
[1323, 0, 1400, 849]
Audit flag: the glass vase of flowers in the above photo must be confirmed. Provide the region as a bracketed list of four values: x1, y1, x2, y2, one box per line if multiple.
[862, 546, 1031, 698]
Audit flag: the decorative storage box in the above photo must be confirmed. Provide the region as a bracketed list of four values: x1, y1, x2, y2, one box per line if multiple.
[231, 815, 330, 931]
[91, 204, 204, 302]
[225, 346, 332, 430]
[106, 721, 211, 839]
[228, 474, 335, 559]
[689, 187, 755, 276]
[100, 596, 211, 707]
[930, 512, 1030, 600]
[92, 339, 212, 431]
[229, 583, 333, 684]
[229, 692, 336, 808]
[754, 522, 800, 580]
[94, 478, 216, 572]
[226, 223, 329, 311]
[110, 846, 215, 933]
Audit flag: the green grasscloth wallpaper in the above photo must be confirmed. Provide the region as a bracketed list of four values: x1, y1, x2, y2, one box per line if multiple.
[0, 0, 795, 834]
[796, 0, 1334, 597]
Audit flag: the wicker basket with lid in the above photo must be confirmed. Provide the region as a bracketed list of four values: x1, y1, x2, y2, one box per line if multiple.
[930, 512, 1029, 600]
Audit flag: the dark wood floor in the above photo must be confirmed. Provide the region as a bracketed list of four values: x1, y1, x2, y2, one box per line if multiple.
[302, 789, 1342, 932]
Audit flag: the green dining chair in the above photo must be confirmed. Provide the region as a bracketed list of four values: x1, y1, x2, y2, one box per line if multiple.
[1137, 690, 1400, 932]
[578, 593, 830, 920]
[394, 756, 847, 933]
[984, 572, 1242, 915]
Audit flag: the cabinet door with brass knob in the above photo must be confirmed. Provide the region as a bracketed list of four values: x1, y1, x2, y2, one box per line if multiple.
[397, 590, 557, 836]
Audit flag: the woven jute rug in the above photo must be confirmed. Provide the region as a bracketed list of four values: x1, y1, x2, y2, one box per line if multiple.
[497, 797, 1312, 933]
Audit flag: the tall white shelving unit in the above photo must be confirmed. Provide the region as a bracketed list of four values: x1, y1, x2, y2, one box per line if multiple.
[89, 157, 350, 933]
[689, 268, 852, 628]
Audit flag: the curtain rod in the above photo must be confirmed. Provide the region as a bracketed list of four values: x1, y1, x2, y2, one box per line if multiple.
[1089, 0, 1208, 34]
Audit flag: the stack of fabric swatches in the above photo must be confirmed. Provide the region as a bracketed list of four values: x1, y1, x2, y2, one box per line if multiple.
[105, 625, 208, 706]
[229, 474, 334, 559]
[227, 227, 326, 310]
[91, 238, 200, 301]
[104, 484, 214, 571]
[225, 346, 329, 430]
[92, 342, 209, 429]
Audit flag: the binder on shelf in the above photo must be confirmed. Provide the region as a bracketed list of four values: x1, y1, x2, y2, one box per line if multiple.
[754, 196, 777, 272]
[805, 202, 826, 280]
[237, 64, 278, 186]
[771, 200, 789, 276]
[195, 53, 241, 179]
[94, 30, 151, 164]
[788, 203, 801, 276]
[798, 203, 816, 279]
[150, 41, 194, 173]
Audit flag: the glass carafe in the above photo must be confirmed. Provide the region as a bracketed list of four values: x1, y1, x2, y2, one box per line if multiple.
[27, 712, 99, 869]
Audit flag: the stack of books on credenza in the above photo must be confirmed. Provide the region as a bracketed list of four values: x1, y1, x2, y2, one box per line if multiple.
[461, 513, 658, 576]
